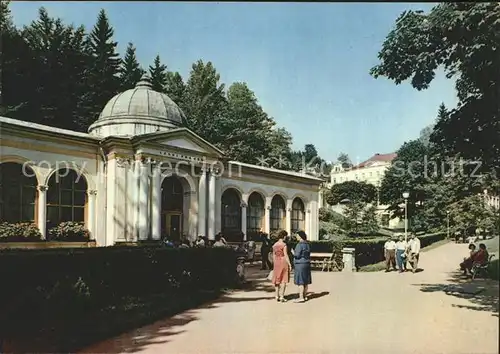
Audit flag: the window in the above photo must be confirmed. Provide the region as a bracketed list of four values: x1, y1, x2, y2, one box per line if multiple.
[247, 192, 264, 237]
[221, 188, 241, 239]
[291, 197, 305, 234]
[270, 195, 286, 232]
[0, 162, 37, 223]
[47, 168, 87, 229]
[161, 176, 184, 212]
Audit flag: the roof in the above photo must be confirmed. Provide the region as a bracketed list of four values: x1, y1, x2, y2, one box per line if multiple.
[229, 161, 324, 182]
[353, 152, 397, 169]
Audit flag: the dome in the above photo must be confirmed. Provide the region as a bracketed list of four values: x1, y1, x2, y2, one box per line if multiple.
[88, 74, 185, 137]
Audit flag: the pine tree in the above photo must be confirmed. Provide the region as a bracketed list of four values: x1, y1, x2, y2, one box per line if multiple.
[165, 71, 185, 107]
[119, 42, 144, 90]
[149, 54, 167, 93]
[76, 9, 121, 131]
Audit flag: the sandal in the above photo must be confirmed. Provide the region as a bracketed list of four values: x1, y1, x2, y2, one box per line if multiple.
[294, 298, 305, 303]
[279, 297, 288, 303]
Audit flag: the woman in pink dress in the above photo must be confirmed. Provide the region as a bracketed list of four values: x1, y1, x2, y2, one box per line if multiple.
[271, 230, 292, 302]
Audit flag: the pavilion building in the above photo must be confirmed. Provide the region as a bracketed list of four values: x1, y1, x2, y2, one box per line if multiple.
[0, 75, 322, 245]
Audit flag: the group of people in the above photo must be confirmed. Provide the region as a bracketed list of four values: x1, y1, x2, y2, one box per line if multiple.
[384, 234, 421, 273]
[269, 230, 312, 303]
[459, 243, 489, 276]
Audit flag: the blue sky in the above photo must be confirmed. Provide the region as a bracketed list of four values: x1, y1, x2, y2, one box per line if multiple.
[10, 2, 457, 164]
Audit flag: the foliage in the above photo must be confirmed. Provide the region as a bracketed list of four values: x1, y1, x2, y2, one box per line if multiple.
[327, 180, 377, 205]
[48, 222, 90, 241]
[371, 3, 500, 174]
[2, 3, 329, 169]
[0, 222, 42, 242]
[337, 152, 352, 168]
[0, 246, 238, 352]
[119, 42, 144, 90]
[360, 204, 379, 234]
[448, 195, 496, 235]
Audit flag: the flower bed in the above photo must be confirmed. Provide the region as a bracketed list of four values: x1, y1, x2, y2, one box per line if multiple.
[0, 246, 238, 352]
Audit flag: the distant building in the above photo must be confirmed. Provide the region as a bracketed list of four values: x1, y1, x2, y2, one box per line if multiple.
[324, 152, 403, 229]
[328, 152, 397, 187]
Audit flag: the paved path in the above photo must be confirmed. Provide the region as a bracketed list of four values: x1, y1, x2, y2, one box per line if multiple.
[81, 242, 499, 354]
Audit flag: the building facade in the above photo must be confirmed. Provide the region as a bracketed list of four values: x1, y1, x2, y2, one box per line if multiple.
[0, 75, 322, 246]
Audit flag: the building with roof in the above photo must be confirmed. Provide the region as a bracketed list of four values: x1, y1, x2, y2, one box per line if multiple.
[0, 75, 322, 246]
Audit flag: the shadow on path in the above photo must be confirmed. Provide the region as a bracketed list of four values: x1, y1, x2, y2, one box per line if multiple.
[414, 271, 499, 317]
[79, 267, 278, 353]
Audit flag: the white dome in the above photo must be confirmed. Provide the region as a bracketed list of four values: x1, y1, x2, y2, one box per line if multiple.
[88, 74, 185, 137]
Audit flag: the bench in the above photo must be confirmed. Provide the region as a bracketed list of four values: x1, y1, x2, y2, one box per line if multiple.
[471, 254, 495, 280]
[310, 252, 343, 272]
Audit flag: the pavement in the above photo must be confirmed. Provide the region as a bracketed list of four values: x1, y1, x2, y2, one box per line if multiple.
[81, 242, 499, 354]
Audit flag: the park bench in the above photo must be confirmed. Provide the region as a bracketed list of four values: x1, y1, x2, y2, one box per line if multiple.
[471, 254, 495, 280]
[310, 252, 343, 272]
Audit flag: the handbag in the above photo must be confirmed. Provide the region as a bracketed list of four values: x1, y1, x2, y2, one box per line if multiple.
[267, 270, 274, 281]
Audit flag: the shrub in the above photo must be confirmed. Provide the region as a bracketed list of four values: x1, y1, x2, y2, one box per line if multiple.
[0, 246, 238, 352]
[0, 222, 42, 242]
[48, 222, 90, 241]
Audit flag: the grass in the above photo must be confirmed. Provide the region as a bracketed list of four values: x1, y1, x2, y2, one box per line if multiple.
[358, 238, 450, 272]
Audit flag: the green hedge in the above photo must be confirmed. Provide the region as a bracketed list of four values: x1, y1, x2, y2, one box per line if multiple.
[285, 232, 446, 268]
[0, 246, 238, 352]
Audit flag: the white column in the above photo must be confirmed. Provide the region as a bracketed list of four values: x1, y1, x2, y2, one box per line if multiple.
[138, 159, 150, 240]
[37, 185, 48, 240]
[151, 163, 162, 240]
[87, 190, 97, 240]
[306, 209, 311, 236]
[208, 168, 216, 239]
[264, 197, 272, 234]
[198, 168, 207, 237]
[286, 199, 292, 235]
[241, 202, 247, 240]
[132, 160, 140, 240]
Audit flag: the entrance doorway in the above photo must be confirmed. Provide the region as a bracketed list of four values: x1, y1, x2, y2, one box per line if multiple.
[164, 212, 182, 241]
[161, 176, 184, 241]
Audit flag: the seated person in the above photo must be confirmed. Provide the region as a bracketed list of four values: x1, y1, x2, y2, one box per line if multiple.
[213, 233, 228, 248]
[473, 243, 489, 266]
[460, 244, 477, 275]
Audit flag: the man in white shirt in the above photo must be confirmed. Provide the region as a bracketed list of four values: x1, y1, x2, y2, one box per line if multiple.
[407, 234, 421, 273]
[395, 235, 408, 272]
[384, 237, 397, 272]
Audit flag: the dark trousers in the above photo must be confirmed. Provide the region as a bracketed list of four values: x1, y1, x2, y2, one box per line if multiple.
[261, 249, 272, 270]
[385, 249, 396, 270]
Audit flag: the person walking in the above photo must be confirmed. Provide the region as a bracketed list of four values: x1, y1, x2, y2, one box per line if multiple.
[384, 236, 397, 272]
[271, 230, 292, 302]
[260, 232, 273, 270]
[293, 230, 312, 303]
[395, 235, 407, 273]
[407, 234, 421, 273]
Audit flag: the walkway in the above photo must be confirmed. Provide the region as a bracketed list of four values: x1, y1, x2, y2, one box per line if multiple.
[81, 242, 499, 354]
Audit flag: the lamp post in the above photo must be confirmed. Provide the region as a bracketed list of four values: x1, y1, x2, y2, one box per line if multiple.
[402, 192, 409, 243]
[446, 210, 450, 239]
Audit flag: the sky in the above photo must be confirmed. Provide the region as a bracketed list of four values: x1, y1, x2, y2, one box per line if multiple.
[10, 2, 458, 164]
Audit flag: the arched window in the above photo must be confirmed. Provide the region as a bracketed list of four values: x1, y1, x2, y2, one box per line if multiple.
[291, 197, 305, 234]
[0, 162, 37, 223]
[161, 176, 183, 212]
[221, 188, 241, 240]
[47, 168, 87, 229]
[270, 195, 286, 232]
[247, 192, 264, 238]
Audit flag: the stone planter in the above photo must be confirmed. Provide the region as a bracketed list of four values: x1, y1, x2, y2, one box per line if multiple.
[0, 241, 97, 249]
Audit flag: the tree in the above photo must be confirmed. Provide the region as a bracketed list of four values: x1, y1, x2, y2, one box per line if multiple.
[327, 181, 377, 205]
[76, 9, 121, 130]
[361, 204, 379, 234]
[337, 152, 352, 168]
[344, 202, 364, 234]
[449, 195, 496, 235]
[165, 71, 186, 110]
[379, 140, 429, 219]
[119, 42, 144, 90]
[182, 60, 227, 145]
[149, 54, 167, 93]
[371, 3, 500, 174]
[223, 82, 275, 163]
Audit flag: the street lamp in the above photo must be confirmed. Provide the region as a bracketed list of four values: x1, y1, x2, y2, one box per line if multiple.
[402, 192, 409, 243]
[446, 210, 450, 239]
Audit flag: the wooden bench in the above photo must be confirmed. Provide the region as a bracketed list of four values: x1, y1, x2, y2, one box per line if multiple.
[310, 252, 333, 270]
[471, 254, 495, 280]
